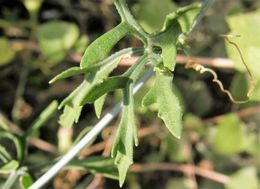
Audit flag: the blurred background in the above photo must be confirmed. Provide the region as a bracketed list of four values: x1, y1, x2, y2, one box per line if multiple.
[0, 0, 259, 188]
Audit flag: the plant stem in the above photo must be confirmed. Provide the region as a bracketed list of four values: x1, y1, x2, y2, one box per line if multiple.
[130, 163, 230, 184]
[2, 171, 21, 189]
[29, 66, 154, 189]
[11, 6, 39, 123]
[114, 0, 149, 43]
[11, 54, 32, 123]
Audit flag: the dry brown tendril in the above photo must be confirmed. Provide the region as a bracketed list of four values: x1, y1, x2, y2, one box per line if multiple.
[185, 34, 256, 104]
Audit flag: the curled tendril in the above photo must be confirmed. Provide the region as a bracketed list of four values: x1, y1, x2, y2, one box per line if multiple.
[185, 34, 256, 104]
[221, 34, 255, 87]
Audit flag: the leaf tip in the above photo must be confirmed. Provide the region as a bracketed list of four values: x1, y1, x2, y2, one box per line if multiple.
[175, 134, 181, 139]
[49, 75, 58, 84]
[57, 104, 63, 110]
[119, 181, 124, 188]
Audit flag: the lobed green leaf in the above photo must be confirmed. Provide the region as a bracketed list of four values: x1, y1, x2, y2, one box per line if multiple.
[161, 40, 177, 71]
[0, 160, 19, 174]
[142, 66, 183, 138]
[111, 84, 136, 187]
[80, 22, 130, 68]
[81, 76, 130, 104]
[58, 56, 122, 127]
[152, 22, 182, 71]
[151, 4, 201, 71]
[60, 56, 122, 109]
[111, 55, 148, 186]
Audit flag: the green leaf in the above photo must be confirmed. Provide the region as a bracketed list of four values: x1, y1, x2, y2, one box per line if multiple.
[24, 100, 58, 136]
[73, 35, 89, 54]
[59, 77, 93, 109]
[152, 21, 182, 71]
[151, 4, 202, 71]
[49, 66, 92, 84]
[132, 0, 177, 33]
[159, 35, 178, 71]
[242, 132, 259, 156]
[160, 4, 200, 33]
[225, 9, 260, 79]
[212, 114, 247, 155]
[57, 75, 94, 128]
[80, 22, 129, 68]
[59, 105, 82, 128]
[58, 51, 128, 127]
[60, 54, 122, 109]
[94, 94, 107, 118]
[0, 160, 19, 174]
[19, 174, 34, 189]
[230, 72, 250, 101]
[91, 47, 146, 118]
[225, 10, 260, 102]
[81, 76, 130, 104]
[37, 21, 79, 64]
[111, 55, 148, 187]
[177, 4, 201, 33]
[142, 66, 183, 138]
[112, 84, 136, 187]
[0, 38, 14, 65]
[251, 81, 260, 101]
[50, 46, 132, 84]
[68, 156, 118, 180]
[225, 167, 258, 189]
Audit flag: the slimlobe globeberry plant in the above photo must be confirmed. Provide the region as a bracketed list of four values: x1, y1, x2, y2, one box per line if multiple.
[0, 0, 256, 188]
[26, 0, 255, 188]
[49, 0, 208, 186]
